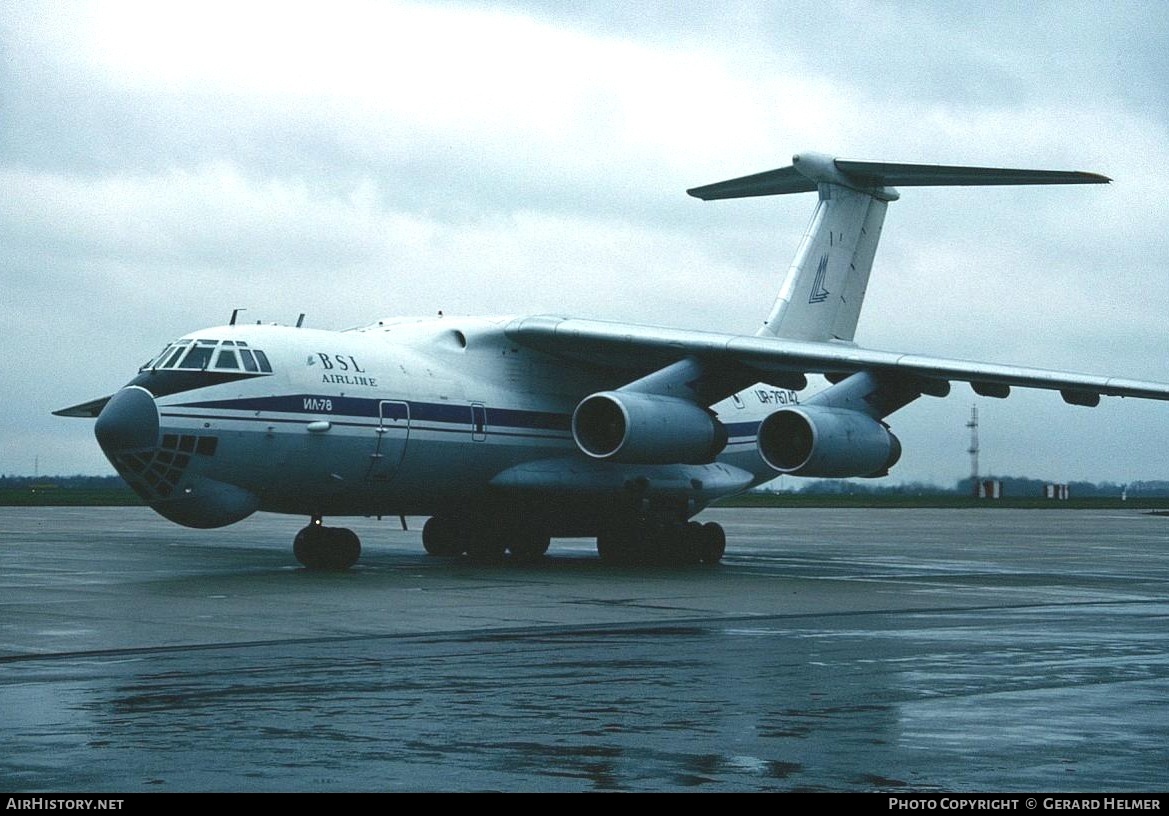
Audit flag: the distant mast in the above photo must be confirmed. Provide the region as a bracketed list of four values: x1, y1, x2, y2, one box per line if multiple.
[967, 405, 979, 496]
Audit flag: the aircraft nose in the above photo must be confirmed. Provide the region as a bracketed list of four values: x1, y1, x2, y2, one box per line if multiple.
[95, 386, 160, 455]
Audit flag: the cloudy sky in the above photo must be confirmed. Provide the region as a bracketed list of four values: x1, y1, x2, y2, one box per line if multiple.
[3, 0, 1168, 486]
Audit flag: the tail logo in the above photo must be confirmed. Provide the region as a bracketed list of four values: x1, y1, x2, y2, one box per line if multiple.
[808, 252, 830, 304]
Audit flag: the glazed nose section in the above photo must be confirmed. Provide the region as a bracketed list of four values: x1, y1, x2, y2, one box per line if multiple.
[95, 386, 160, 454]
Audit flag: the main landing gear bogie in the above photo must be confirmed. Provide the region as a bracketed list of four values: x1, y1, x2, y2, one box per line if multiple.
[293, 518, 361, 571]
[421, 513, 724, 566]
[596, 518, 725, 566]
[292, 512, 722, 569]
[422, 516, 551, 563]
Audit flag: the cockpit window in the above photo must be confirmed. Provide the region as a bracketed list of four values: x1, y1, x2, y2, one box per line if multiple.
[161, 345, 187, 368]
[214, 349, 240, 370]
[138, 338, 274, 374]
[141, 343, 181, 371]
[141, 349, 165, 370]
[178, 345, 215, 370]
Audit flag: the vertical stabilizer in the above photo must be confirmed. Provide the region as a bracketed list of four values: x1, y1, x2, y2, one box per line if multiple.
[757, 183, 886, 342]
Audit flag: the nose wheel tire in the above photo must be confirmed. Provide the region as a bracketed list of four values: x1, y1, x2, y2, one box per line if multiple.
[294, 524, 361, 570]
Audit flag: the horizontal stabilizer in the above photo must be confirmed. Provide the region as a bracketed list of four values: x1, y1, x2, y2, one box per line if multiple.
[687, 165, 817, 199]
[688, 152, 1110, 200]
[836, 160, 1110, 187]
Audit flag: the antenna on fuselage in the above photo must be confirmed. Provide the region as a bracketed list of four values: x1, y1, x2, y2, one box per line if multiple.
[296, 314, 306, 328]
[230, 308, 245, 326]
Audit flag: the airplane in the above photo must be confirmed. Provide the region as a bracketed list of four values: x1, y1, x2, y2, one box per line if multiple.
[54, 152, 1169, 569]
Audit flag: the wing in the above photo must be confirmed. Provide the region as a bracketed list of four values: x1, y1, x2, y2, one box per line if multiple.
[505, 316, 1169, 406]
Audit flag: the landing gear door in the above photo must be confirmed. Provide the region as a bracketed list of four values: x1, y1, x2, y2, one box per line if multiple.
[368, 400, 410, 481]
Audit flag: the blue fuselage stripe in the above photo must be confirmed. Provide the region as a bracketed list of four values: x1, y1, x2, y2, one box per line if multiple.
[169, 395, 573, 432]
[168, 395, 760, 440]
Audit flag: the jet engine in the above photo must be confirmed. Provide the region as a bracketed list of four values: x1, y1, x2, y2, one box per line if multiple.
[572, 391, 727, 464]
[757, 406, 901, 478]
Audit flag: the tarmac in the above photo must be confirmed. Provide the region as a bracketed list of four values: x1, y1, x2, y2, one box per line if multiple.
[1, 506, 1167, 792]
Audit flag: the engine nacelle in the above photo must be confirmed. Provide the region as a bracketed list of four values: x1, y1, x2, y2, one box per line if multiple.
[572, 391, 727, 464]
[757, 406, 901, 478]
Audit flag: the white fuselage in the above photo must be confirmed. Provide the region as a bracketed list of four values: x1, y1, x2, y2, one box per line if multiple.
[109, 316, 793, 531]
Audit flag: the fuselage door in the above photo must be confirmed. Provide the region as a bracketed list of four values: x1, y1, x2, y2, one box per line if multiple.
[367, 400, 410, 481]
[471, 402, 487, 442]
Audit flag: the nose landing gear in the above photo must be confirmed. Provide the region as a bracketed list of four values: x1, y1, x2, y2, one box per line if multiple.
[293, 516, 361, 570]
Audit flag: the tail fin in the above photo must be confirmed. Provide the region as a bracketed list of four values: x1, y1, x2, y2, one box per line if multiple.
[756, 180, 887, 343]
[688, 152, 1109, 343]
